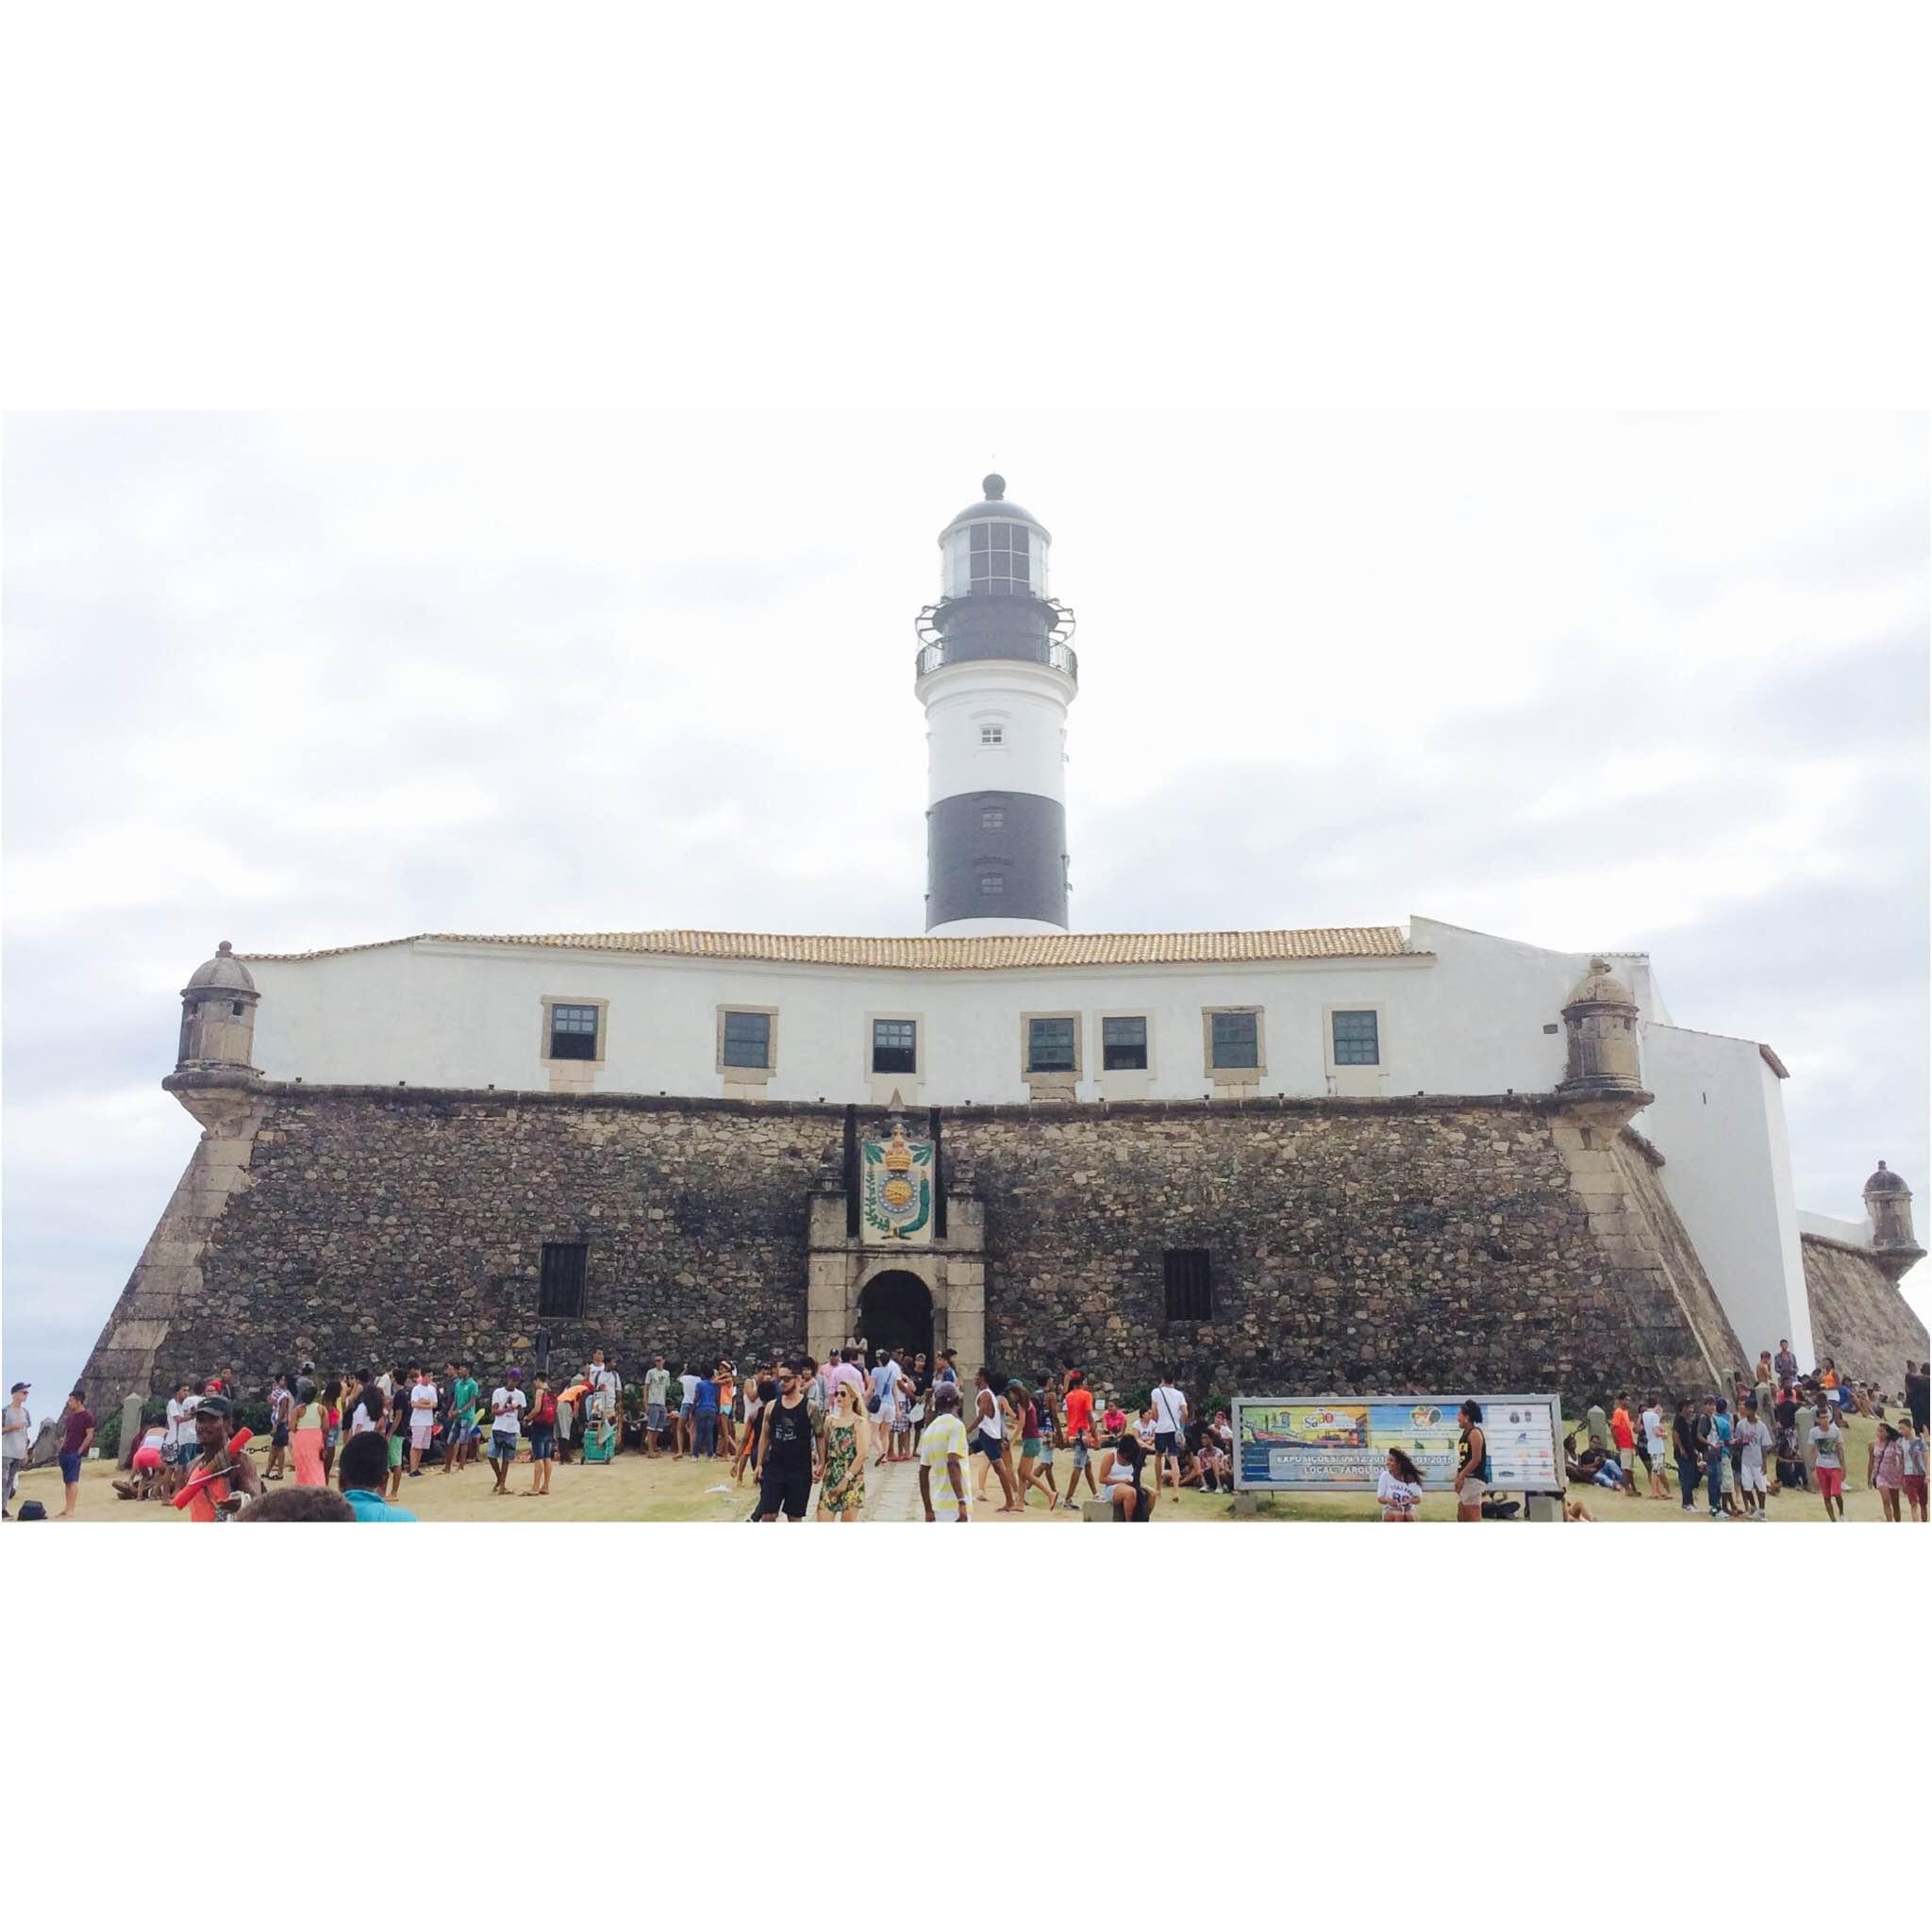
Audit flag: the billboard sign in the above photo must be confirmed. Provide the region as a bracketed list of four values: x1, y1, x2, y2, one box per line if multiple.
[1232, 1394, 1564, 1494]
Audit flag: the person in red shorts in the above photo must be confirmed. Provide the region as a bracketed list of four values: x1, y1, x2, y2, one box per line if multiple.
[1807, 1402, 1847, 1521]
[1895, 1413, 1927, 1522]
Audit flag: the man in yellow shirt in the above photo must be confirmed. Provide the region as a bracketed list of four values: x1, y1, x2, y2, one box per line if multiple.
[920, 1384, 971, 1523]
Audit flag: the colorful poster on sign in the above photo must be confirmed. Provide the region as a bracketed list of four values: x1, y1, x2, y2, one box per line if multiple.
[1233, 1395, 1562, 1493]
[859, 1124, 934, 1244]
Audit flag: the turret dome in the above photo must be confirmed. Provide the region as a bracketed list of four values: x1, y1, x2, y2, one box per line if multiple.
[1563, 957, 1633, 1008]
[1864, 1160, 1908, 1195]
[186, 941, 257, 994]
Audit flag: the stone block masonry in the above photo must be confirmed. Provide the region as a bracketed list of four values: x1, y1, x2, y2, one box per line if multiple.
[1801, 1234, 1929, 1387]
[80, 1085, 1742, 1414]
[948, 1098, 1739, 1404]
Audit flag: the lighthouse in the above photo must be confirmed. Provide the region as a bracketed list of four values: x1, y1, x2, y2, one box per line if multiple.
[915, 475, 1078, 934]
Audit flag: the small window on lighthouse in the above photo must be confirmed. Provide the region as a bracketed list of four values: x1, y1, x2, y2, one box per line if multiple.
[979, 874, 1005, 895]
[981, 806, 1005, 829]
[980, 724, 1004, 745]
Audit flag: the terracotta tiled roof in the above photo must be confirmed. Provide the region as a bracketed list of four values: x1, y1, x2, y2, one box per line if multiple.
[242, 926, 1416, 970]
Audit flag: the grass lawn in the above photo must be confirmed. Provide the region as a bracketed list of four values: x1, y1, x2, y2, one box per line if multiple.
[14, 1412, 1914, 1524]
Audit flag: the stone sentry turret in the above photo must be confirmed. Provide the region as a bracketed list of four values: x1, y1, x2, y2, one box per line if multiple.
[78, 943, 269, 1413]
[1862, 1160, 1926, 1282]
[175, 941, 260, 1076]
[1557, 956, 1652, 1126]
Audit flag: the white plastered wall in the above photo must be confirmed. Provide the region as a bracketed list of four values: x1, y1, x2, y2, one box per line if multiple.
[242, 921, 1676, 1109]
[1632, 1024, 1812, 1366]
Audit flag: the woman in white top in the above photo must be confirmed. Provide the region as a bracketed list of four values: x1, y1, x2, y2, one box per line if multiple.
[1376, 1447, 1424, 1522]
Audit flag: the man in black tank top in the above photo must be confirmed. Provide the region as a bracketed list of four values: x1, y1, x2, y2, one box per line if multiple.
[754, 1363, 820, 1522]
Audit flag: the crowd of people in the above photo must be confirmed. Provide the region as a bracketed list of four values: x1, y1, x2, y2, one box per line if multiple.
[1555, 1346, 1930, 1524]
[0, 1342, 1238, 1524]
[583, 1344, 1231, 1523]
[6, 1338, 1926, 1526]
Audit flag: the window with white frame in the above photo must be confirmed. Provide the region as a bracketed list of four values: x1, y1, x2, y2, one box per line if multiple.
[1103, 1015, 1148, 1071]
[980, 805, 1005, 829]
[1209, 1009, 1259, 1069]
[721, 1009, 773, 1070]
[1026, 1016, 1076, 1074]
[547, 1003, 600, 1061]
[979, 874, 1005, 895]
[872, 1018, 917, 1075]
[980, 724, 1004, 745]
[1330, 1008, 1380, 1066]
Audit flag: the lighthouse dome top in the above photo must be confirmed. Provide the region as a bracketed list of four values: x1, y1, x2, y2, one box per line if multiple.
[940, 473, 1050, 541]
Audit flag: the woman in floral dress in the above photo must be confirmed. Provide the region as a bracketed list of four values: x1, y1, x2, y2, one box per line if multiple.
[816, 1377, 870, 1522]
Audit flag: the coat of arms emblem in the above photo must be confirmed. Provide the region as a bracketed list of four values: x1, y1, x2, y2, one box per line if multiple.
[859, 1116, 935, 1244]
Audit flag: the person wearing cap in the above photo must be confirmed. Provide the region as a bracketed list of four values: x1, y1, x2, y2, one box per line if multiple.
[3, 1380, 30, 1517]
[488, 1369, 526, 1494]
[918, 1381, 970, 1523]
[178, 1394, 261, 1522]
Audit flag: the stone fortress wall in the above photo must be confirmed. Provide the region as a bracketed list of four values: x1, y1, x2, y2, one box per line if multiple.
[82, 1082, 1748, 1414]
[1799, 1234, 1929, 1389]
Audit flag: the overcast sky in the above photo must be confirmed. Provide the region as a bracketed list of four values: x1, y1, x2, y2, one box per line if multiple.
[4, 410, 1925, 1404]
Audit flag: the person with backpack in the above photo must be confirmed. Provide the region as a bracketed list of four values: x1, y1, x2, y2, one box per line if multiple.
[867, 1349, 904, 1466]
[1151, 1371, 1190, 1493]
[1453, 1400, 1487, 1522]
[525, 1373, 558, 1495]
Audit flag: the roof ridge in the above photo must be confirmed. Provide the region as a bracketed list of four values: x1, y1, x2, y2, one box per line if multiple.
[239, 924, 1420, 967]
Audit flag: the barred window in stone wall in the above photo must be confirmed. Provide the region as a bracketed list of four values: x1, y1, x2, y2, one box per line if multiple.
[1209, 1010, 1258, 1069]
[1103, 1015, 1147, 1070]
[1331, 1008, 1380, 1065]
[549, 1004, 600, 1060]
[1163, 1249, 1213, 1322]
[539, 1241, 589, 1319]
[722, 1009, 772, 1069]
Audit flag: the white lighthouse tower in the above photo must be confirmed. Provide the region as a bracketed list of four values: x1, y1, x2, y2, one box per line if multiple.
[915, 475, 1079, 934]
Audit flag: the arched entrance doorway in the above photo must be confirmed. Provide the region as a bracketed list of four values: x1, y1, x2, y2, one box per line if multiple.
[858, 1269, 934, 1363]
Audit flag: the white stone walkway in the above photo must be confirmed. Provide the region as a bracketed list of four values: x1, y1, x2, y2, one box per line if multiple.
[859, 1454, 926, 1521]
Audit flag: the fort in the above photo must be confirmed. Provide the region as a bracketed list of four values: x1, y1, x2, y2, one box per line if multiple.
[78, 475, 1927, 1409]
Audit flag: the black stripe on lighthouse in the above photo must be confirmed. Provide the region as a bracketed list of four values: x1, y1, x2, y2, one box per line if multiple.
[926, 791, 1068, 928]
